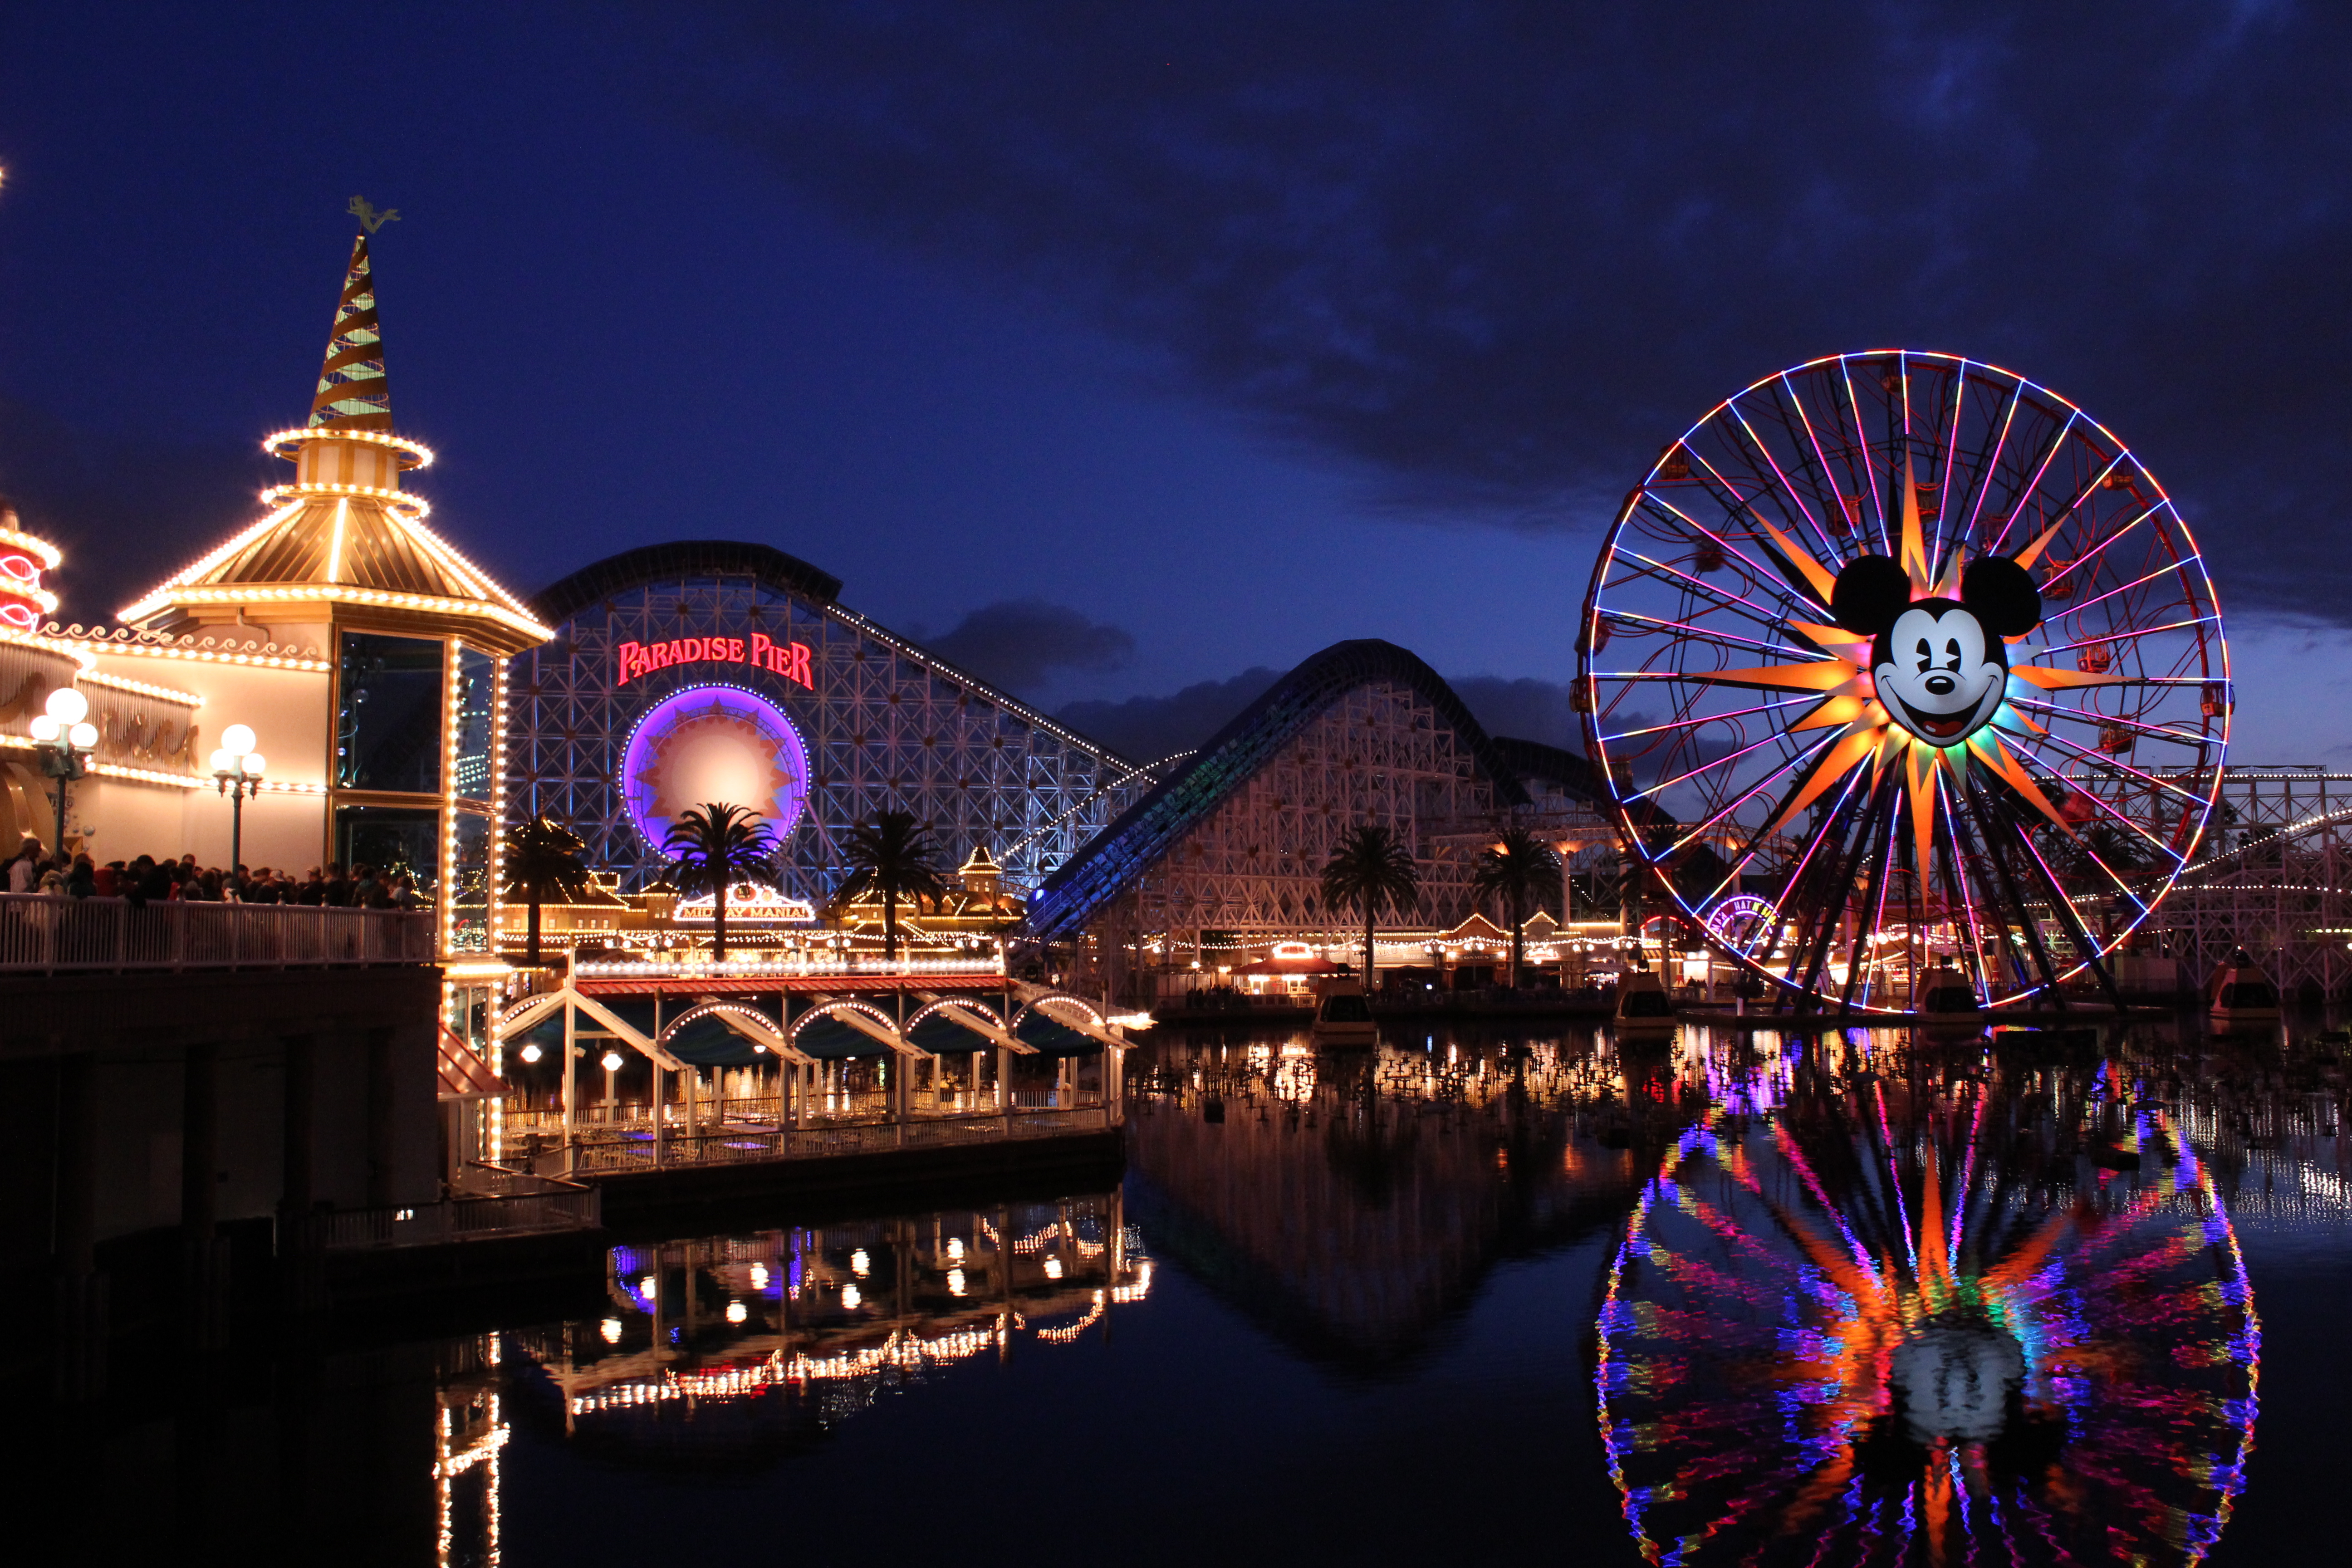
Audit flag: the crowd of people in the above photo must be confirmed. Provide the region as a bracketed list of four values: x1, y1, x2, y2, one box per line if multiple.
[4, 838, 425, 909]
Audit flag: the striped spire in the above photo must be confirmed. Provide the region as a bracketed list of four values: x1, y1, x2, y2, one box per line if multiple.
[308, 235, 392, 430]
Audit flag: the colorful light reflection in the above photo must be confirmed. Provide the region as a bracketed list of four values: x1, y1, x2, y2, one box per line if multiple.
[1595, 1063, 2259, 1565]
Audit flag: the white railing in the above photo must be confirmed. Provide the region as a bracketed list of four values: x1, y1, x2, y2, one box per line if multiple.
[0, 894, 436, 973]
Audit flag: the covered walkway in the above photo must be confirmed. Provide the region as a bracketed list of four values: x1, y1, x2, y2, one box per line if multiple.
[491, 973, 1133, 1175]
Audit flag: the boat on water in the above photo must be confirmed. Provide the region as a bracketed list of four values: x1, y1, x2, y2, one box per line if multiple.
[1615, 969, 1676, 1039]
[2207, 949, 2282, 1031]
[1915, 965, 1984, 1032]
[1309, 980, 1378, 1045]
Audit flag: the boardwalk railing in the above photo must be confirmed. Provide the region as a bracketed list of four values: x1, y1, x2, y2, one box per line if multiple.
[317, 1177, 602, 1251]
[565, 1105, 1115, 1174]
[0, 894, 435, 973]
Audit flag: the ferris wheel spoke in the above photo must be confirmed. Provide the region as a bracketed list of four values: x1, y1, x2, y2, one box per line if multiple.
[1627, 726, 1807, 806]
[1638, 492, 1821, 611]
[1933, 771, 1996, 1004]
[1599, 694, 1821, 745]
[2037, 615, 2219, 658]
[1955, 376, 2026, 547]
[1778, 371, 1872, 550]
[2032, 504, 2167, 596]
[1661, 729, 1842, 857]
[1835, 361, 1896, 554]
[1616, 549, 1804, 627]
[1720, 398, 1840, 559]
[1985, 410, 2082, 557]
[2004, 697, 2211, 751]
[1598, 608, 1821, 663]
[2013, 726, 2212, 808]
[2051, 557, 2206, 626]
[1956, 776, 2077, 999]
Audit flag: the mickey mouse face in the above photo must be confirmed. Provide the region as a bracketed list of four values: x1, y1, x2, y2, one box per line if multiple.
[1830, 553, 2043, 749]
[1875, 603, 2004, 742]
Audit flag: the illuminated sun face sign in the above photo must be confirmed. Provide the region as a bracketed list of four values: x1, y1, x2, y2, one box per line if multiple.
[622, 685, 810, 851]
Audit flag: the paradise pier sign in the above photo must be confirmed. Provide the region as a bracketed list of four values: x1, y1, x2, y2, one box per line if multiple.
[617, 632, 814, 690]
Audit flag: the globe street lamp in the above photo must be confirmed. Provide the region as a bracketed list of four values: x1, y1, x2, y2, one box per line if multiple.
[601, 1049, 624, 1123]
[27, 687, 98, 857]
[208, 724, 268, 876]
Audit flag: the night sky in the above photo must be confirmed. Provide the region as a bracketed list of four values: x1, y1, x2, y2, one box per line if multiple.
[3, 2, 2348, 762]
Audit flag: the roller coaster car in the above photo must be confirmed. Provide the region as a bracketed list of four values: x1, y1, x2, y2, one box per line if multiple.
[1615, 970, 1677, 1039]
[1309, 980, 1378, 1046]
[2206, 951, 2282, 1032]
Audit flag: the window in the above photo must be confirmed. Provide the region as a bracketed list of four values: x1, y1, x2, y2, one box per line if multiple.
[334, 805, 440, 894]
[447, 813, 492, 952]
[338, 633, 443, 792]
[452, 647, 497, 802]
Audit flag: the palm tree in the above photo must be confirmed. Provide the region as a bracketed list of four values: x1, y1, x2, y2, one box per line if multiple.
[835, 809, 951, 962]
[1473, 826, 1563, 988]
[662, 803, 778, 960]
[1320, 823, 1421, 990]
[501, 815, 593, 966]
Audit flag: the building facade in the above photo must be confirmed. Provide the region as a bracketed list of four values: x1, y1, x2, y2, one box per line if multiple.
[507, 541, 1155, 908]
[4, 234, 548, 966]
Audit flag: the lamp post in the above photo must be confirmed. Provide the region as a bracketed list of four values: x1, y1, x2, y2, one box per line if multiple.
[207, 724, 268, 876]
[27, 687, 98, 857]
[601, 1049, 623, 1124]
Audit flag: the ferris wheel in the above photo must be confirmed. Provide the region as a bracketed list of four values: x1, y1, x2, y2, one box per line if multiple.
[1579, 351, 2228, 1015]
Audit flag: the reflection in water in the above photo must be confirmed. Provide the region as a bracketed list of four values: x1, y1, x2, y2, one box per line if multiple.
[1126, 1026, 1669, 1366]
[71, 1022, 2343, 1563]
[502, 1194, 1146, 1470]
[1598, 1031, 2263, 1566]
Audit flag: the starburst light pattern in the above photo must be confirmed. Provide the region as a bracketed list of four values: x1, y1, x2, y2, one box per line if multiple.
[1579, 352, 2228, 1014]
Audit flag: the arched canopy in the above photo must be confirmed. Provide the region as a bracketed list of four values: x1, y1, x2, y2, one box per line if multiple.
[789, 998, 902, 1060]
[905, 999, 1004, 1055]
[1013, 995, 1108, 1056]
[657, 999, 799, 1066]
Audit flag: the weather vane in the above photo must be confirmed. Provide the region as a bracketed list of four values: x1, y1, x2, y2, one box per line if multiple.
[348, 196, 400, 234]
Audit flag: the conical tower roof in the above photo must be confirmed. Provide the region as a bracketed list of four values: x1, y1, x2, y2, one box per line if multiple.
[121, 232, 549, 652]
[309, 236, 393, 431]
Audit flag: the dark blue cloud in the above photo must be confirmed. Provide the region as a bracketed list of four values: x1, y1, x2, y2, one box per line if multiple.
[918, 598, 1135, 698]
[649, 0, 2352, 619]
[1056, 666, 1282, 762]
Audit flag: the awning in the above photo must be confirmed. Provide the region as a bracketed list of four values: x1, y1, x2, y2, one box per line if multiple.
[438, 1025, 509, 1102]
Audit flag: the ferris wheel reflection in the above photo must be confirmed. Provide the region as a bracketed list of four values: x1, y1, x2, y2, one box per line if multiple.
[1596, 1039, 2259, 1566]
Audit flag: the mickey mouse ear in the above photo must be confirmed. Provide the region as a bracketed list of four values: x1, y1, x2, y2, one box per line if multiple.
[1831, 555, 1911, 635]
[1960, 556, 2043, 637]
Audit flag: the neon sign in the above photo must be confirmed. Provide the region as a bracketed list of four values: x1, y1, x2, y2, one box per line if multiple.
[617, 633, 813, 690]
